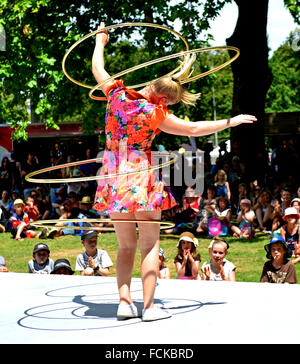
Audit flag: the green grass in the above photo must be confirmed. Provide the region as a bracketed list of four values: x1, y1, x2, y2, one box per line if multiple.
[1, 231, 300, 283]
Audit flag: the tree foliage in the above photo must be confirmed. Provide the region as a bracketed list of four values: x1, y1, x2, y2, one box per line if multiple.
[0, 0, 234, 142]
[265, 29, 300, 113]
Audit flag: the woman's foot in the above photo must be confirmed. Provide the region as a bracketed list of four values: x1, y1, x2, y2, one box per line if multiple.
[142, 305, 172, 322]
[117, 302, 141, 319]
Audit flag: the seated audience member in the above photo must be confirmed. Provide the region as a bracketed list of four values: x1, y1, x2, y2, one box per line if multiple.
[24, 196, 40, 222]
[21, 152, 40, 200]
[8, 190, 21, 215]
[253, 190, 274, 232]
[11, 199, 47, 241]
[201, 237, 236, 281]
[51, 259, 75, 275]
[28, 243, 54, 274]
[260, 236, 297, 284]
[75, 230, 113, 276]
[0, 206, 11, 233]
[174, 232, 201, 280]
[0, 190, 12, 216]
[31, 189, 51, 220]
[78, 196, 99, 219]
[272, 188, 293, 231]
[232, 199, 255, 239]
[0, 256, 9, 272]
[207, 196, 232, 237]
[66, 191, 80, 210]
[63, 155, 82, 196]
[280, 207, 300, 257]
[195, 185, 217, 234]
[164, 186, 201, 235]
[249, 180, 262, 206]
[158, 248, 171, 279]
[214, 169, 231, 200]
[79, 148, 97, 177]
[0, 157, 14, 193]
[291, 198, 300, 216]
[232, 182, 249, 216]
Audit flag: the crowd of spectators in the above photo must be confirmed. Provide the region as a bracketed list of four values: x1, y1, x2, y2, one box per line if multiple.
[0, 136, 299, 283]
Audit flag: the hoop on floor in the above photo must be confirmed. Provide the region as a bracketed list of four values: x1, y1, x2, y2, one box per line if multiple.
[30, 218, 175, 231]
[89, 46, 240, 99]
[62, 22, 190, 100]
[25, 152, 178, 184]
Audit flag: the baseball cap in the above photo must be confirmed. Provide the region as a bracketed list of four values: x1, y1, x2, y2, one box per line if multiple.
[33, 243, 50, 254]
[81, 230, 98, 241]
[51, 259, 74, 275]
[14, 199, 25, 207]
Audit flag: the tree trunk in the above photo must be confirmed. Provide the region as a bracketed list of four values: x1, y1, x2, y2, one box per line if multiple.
[226, 0, 272, 180]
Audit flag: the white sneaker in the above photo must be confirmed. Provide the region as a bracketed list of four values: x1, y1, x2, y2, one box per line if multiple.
[117, 302, 141, 319]
[142, 305, 172, 322]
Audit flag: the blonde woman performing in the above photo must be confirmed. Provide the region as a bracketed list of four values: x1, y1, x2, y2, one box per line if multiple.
[92, 22, 256, 321]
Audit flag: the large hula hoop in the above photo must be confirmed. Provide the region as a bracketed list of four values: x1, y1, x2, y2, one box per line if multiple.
[62, 22, 190, 100]
[89, 46, 240, 100]
[25, 152, 178, 184]
[30, 218, 175, 231]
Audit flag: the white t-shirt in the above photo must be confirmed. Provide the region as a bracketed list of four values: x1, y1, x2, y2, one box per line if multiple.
[75, 249, 113, 273]
[28, 258, 54, 274]
[201, 259, 236, 281]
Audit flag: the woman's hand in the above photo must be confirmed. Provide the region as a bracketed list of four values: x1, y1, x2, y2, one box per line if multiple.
[228, 114, 257, 127]
[96, 21, 109, 47]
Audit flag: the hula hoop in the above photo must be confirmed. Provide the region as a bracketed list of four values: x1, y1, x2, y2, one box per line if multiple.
[30, 218, 175, 231]
[25, 152, 178, 184]
[62, 22, 190, 100]
[89, 46, 240, 99]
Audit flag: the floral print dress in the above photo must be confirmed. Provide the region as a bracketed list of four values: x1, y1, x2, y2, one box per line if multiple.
[94, 80, 177, 214]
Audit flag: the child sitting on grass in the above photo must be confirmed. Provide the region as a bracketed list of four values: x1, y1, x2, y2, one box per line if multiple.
[174, 232, 201, 280]
[232, 199, 255, 239]
[11, 199, 47, 241]
[75, 230, 113, 276]
[260, 236, 297, 284]
[201, 237, 236, 281]
[158, 248, 171, 279]
[28, 243, 54, 274]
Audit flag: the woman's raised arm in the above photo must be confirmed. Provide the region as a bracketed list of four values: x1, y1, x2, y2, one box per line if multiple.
[92, 22, 114, 95]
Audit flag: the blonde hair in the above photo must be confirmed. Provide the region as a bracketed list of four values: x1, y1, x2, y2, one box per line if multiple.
[208, 237, 229, 252]
[151, 54, 200, 106]
[214, 169, 227, 182]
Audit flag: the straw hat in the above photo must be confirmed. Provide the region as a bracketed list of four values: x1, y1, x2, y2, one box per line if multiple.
[80, 196, 92, 204]
[177, 232, 199, 248]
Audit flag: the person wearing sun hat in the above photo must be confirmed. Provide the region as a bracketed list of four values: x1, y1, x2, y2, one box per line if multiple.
[291, 198, 300, 215]
[260, 236, 297, 284]
[280, 207, 300, 257]
[174, 232, 201, 280]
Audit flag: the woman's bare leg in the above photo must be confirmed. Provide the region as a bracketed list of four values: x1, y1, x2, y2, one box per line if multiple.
[135, 211, 161, 309]
[110, 212, 137, 305]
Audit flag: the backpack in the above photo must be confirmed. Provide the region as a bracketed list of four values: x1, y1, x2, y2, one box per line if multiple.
[208, 217, 228, 237]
